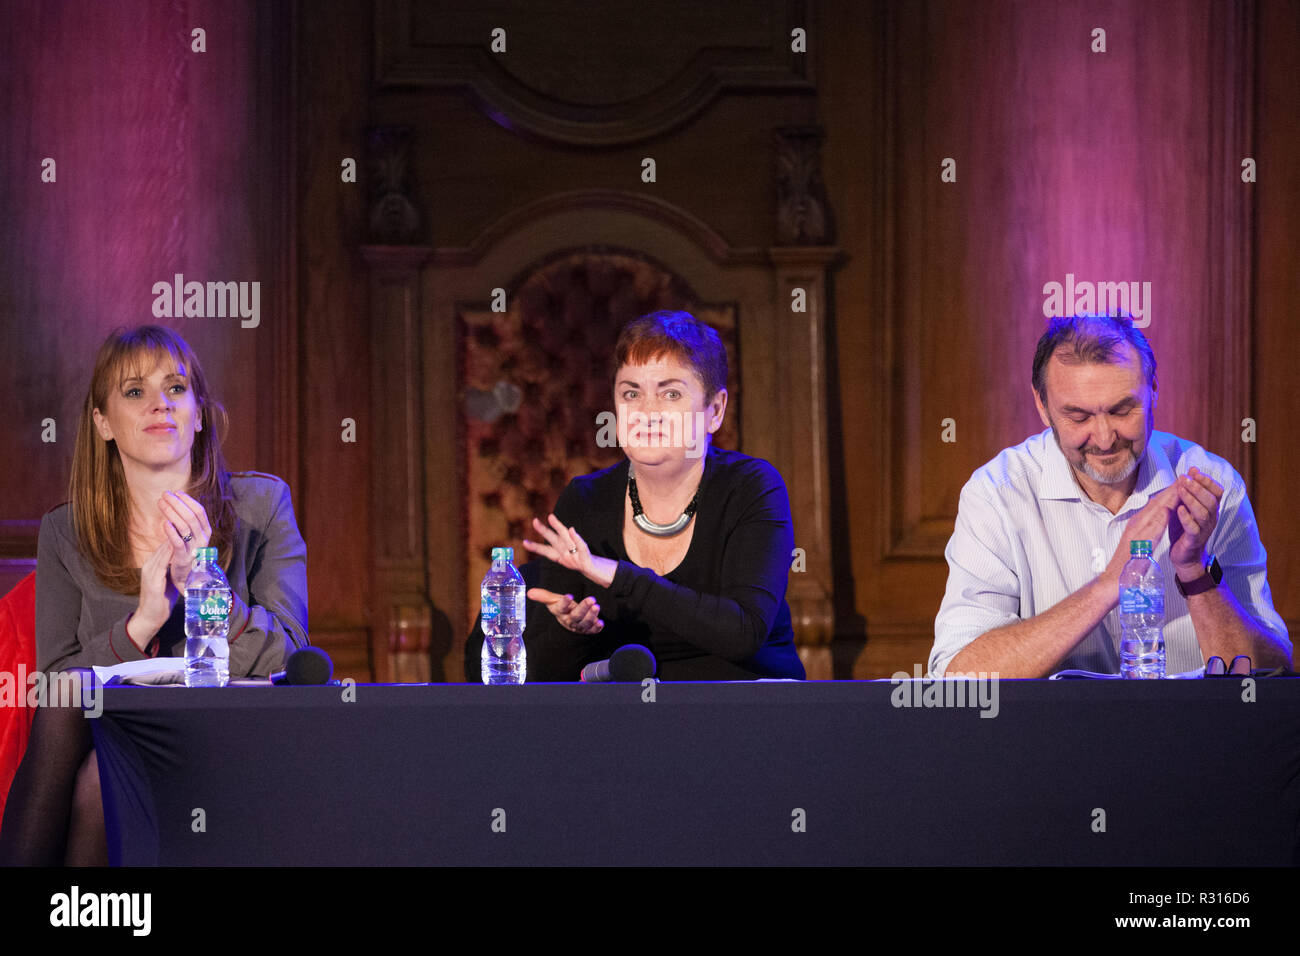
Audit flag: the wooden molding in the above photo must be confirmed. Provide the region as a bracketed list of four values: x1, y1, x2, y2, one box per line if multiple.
[253, 0, 301, 500]
[362, 245, 434, 683]
[430, 189, 768, 269]
[1204, 0, 1256, 486]
[374, 0, 814, 147]
[769, 246, 842, 648]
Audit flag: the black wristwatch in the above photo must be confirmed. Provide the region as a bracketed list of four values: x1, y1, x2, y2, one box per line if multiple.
[1176, 554, 1222, 597]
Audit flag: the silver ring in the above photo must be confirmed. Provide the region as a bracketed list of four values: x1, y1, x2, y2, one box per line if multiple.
[568, 547, 578, 554]
[182, 532, 194, 543]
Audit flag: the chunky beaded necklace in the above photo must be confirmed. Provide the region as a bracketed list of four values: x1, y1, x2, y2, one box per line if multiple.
[627, 464, 701, 537]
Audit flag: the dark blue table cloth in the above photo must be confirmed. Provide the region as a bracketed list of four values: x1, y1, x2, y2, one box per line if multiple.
[89, 679, 1300, 866]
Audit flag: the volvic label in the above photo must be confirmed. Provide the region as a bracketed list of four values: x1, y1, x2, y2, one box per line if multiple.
[1120, 587, 1164, 615]
[199, 592, 231, 621]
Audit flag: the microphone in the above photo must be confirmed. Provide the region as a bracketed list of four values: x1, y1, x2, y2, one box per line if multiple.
[580, 644, 656, 683]
[270, 647, 334, 685]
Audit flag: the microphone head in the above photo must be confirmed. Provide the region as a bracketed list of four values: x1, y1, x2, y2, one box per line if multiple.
[284, 647, 333, 685]
[609, 644, 656, 682]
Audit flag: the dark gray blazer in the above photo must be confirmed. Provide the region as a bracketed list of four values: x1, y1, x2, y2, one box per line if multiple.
[36, 472, 309, 677]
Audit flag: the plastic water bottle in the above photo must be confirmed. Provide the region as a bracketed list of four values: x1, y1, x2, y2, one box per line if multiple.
[184, 547, 232, 687]
[1119, 539, 1166, 678]
[480, 547, 526, 685]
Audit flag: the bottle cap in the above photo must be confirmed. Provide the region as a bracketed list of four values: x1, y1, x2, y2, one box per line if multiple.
[491, 546, 514, 562]
[1129, 540, 1153, 556]
[195, 546, 218, 561]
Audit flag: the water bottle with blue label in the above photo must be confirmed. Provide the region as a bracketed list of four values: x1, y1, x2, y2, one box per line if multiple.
[184, 547, 231, 687]
[480, 547, 526, 685]
[1119, 539, 1166, 678]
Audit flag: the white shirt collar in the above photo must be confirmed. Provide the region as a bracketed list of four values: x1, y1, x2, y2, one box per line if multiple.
[1037, 427, 1177, 512]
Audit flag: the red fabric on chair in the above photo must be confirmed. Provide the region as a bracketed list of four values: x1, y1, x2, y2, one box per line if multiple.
[0, 572, 38, 835]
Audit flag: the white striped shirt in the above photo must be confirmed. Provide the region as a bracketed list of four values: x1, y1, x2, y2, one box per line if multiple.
[931, 429, 1290, 676]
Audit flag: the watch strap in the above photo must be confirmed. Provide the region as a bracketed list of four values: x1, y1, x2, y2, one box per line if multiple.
[1176, 554, 1221, 597]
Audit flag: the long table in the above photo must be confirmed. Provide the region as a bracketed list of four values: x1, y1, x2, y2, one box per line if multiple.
[89, 679, 1300, 866]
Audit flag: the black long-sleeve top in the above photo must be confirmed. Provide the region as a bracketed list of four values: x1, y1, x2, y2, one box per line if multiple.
[469, 444, 805, 682]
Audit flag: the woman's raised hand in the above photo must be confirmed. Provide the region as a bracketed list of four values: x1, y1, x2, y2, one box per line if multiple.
[159, 490, 212, 592]
[522, 514, 617, 588]
[130, 542, 176, 650]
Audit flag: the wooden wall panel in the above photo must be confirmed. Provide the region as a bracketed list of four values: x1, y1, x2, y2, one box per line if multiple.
[375, 0, 812, 146]
[823, 0, 1289, 676]
[296, 0, 374, 680]
[1253, 0, 1300, 639]
[0, 1, 296, 574]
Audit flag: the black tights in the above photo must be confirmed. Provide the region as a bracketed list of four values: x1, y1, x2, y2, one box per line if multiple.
[0, 695, 108, 866]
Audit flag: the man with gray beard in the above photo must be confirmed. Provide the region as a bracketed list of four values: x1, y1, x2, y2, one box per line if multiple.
[930, 315, 1290, 678]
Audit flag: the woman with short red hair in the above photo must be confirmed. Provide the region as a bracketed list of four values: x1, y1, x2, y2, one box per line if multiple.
[519, 310, 805, 681]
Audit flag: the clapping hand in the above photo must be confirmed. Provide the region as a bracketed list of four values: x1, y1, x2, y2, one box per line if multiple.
[1106, 467, 1224, 587]
[135, 543, 175, 630]
[1107, 483, 1181, 584]
[1168, 467, 1223, 574]
[159, 490, 212, 592]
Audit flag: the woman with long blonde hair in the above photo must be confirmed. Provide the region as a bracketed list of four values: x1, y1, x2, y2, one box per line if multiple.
[1, 325, 308, 864]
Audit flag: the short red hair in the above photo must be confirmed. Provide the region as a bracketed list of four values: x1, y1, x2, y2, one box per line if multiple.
[612, 311, 727, 401]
